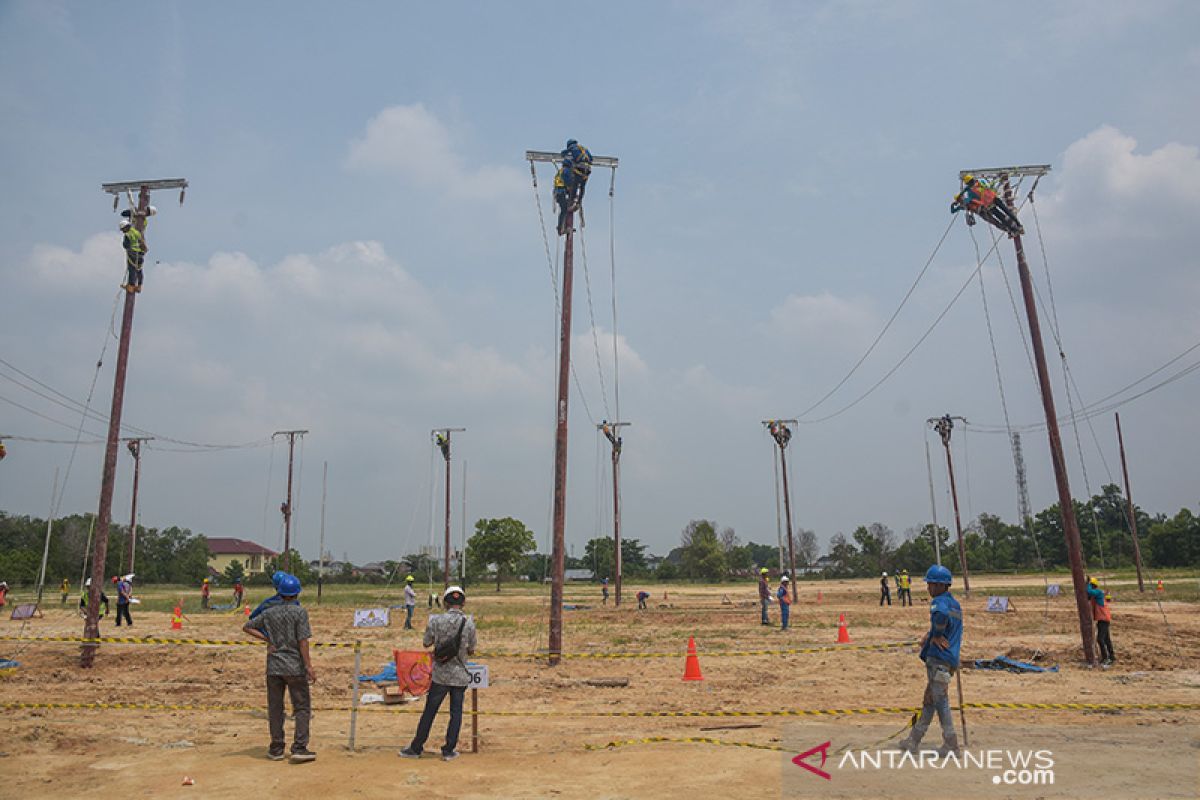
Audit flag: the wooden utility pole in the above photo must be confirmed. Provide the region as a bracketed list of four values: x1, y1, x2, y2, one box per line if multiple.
[123, 437, 153, 574]
[599, 421, 630, 606]
[763, 420, 799, 602]
[274, 430, 308, 573]
[432, 427, 466, 588]
[526, 147, 619, 665]
[924, 437, 943, 566]
[318, 460, 328, 603]
[1115, 413, 1145, 592]
[962, 165, 1094, 664]
[82, 178, 186, 668]
[929, 416, 970, 594]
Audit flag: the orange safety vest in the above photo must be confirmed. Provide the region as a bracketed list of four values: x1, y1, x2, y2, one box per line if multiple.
[1091, 596, 1112, 622]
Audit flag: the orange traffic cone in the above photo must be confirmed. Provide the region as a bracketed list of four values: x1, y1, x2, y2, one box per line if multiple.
[682, 636, 704, 681]
[244, 605, 251, 616]
[171, 606, 184, 631]
[1156, 580, 1164, 592]
[817, 590, 823, 605]
[836, 613, 851, 643]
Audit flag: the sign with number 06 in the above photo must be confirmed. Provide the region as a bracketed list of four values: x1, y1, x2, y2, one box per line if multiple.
[466, 663, 489, 689]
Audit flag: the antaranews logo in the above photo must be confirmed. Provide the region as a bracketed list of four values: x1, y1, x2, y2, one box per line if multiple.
[791, 742, 1054, 786]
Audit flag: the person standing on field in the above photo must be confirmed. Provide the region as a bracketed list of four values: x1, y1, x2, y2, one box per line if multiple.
[404, 574, 417, 630]
[1087, 576, 1116, 667]
[201, 578, 211, 609]
[243, 574, 316, 763]
[400, 585, 477, 761]
[898, 564, 963, 756]
[60, 578, 70, 604]
[879, 572, 892, 606]
[758, 567, 772, 626]
[777, 575, 792, 631]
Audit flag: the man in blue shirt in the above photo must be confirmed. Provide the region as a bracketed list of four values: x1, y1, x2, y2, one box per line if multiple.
[898, 564, 963, 756]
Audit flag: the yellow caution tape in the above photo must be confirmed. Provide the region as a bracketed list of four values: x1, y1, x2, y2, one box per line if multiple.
[586, 736, 786, 752]
[2, 700, 258, 712]
[476, 640, 916, 659]
[0, 635, 357, 649]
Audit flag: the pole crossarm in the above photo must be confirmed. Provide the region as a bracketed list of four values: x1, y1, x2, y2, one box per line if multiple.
[526, 150, 619, 169]
[102, 179, 189, 194]
[958, 165, 1051, 181]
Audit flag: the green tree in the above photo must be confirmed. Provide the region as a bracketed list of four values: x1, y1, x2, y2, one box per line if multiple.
[223, 559, 246, 583]
[853, 523, 896, 575]
[467, 517, 537, 592]
[1145, 508, 1200, 567]
[679, 520, 727, 580]
[825, 532, 859, 577]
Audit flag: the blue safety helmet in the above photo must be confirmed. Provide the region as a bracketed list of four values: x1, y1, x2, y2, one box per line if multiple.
[566, 139, 578, 148]
[277, 573, 302, 596]
[271, 571, 287, 590]
[924, 564, 953, 585]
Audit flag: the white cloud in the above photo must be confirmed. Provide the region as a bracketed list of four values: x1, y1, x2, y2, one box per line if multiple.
[345, 103, 524, 201]
[765, 291, 876, 346]
[29, 232, 120, 288]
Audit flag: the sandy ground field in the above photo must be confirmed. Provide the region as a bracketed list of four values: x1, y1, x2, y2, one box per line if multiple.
[1, 575, 1198, 798]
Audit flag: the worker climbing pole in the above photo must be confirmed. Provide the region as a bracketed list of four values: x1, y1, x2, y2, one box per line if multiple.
[928, 415, 971, 595]
[82, 178, 187, 667]
[526, 142, 618, 665]
[599, 420, 630, 606]
[956, 165, 1095, 665]
[950, 174, 1024, 237]
[763, 419, 798, 602]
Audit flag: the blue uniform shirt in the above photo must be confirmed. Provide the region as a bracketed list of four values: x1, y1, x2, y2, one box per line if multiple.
[249, 593, 284, 621]
[919, 592, 963, 668]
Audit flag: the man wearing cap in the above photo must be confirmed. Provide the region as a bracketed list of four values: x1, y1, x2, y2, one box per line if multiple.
[403, 574, 417, 630]
[758, 568, 772, 626]
[776, 575, 792, 631]
[898, 564, 963, 756]
[243, 573, 316, 763]
[401, 585, 477, 761]
[880, 572, 892, 606]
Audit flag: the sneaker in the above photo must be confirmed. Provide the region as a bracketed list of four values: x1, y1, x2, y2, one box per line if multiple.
[441, 750, 460, 761]
[896, 737, 920, 754]
[936, 736, 960, 757]
[289, 748, 316, 763]
[399, 747, 421, 759]
[267, 748, 286, 761]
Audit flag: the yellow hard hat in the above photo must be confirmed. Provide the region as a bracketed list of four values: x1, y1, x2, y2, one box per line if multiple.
[1088, 577, 1098, 587]
[962, 173, 975, 184]
[203, 578, 209, 583]
[759, 568, 769, 575]
[405, 574, 415, 582]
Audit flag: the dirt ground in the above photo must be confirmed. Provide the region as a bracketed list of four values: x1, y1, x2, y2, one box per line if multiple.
[2, 575, 1198, 798]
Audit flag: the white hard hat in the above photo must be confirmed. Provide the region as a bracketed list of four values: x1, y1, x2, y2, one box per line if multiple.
[443, 584, 465, 600]
[882, 572, 888, 577]
[85, 578, 92, 586]
[780, 575, 790, 582]
[146, 205, 157, 216]
[119, 219, 132, 229]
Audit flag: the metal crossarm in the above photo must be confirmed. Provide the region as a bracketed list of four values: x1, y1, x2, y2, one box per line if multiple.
[958, 165, 1051, 181]
[101, 179, 189, 194]
[526, 150, 619, 168]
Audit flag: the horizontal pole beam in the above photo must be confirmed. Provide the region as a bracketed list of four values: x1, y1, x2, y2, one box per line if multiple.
[526, 150, 618, 168]
[101, 179, 189, 194]
[432, 427, 467, 434]
[597, 422, 631, 429]
[958, 165, 1051, 180]
[761, 419, 798, 425]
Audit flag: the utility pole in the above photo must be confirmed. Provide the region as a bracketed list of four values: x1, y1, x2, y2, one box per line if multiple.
[318, 460, 327, 603]
[123, 437, 153, 574]
[929, 415, 970, 594]
[961, 164, 1094, 664]
[923, 436, 942, 566]
[599, 421, 630, 606]
[527, 147, 618, 665]
[82, 178, 186, 668]
[432, 427, 466, 588]
[274, 430, 308, 573]
[1115, 413, 1145, 592]
[763, 420, 799, 602]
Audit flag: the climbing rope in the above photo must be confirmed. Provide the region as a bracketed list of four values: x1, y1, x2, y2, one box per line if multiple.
[577, 227, 613, 420]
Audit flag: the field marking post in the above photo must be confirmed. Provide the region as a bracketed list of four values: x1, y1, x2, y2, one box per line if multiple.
[349, 640, 361, 751]
[472, 687, 479, 752]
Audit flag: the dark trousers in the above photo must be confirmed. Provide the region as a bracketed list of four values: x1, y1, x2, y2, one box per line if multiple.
[115, 602, 132, 626]
[125, 254, 143, 287]
[899, 588, 911, 607]
[880, 589, 891, 606]
[267, 674, 311, 752]
[404, 604, 414, 629]
[1096, 621, 1115, 662]
[409, 682, 465, 755]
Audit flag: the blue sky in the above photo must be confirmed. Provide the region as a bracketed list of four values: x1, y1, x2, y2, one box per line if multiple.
[1, 1, 1197, 563]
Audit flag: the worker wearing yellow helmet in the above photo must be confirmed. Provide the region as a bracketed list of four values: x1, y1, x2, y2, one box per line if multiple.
[1085, 576, 1115, 667]
[898, 569, 913, 607]
[403, 574, 418, 630]
[758, 568, 772, 626]
[201, 577, 211, 609]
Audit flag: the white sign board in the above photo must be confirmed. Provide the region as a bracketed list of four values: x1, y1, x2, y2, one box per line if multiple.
[985, 596, 1010, 613]
[466, 663, 489, 689]
[353, 607, 390, 628]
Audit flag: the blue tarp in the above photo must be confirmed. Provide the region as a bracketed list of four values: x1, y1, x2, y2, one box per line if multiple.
[973, 655, 1058, 673]
[358, 661, 398, 683]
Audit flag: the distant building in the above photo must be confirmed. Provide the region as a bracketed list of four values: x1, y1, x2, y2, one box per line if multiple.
[797, 555, 839, 575]
[207, 538, 278, 577]
[564, 568, 594, 581]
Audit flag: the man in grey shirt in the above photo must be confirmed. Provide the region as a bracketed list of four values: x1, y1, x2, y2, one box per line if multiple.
[243, 573, 317, 763]
[400, 584, 477, 761]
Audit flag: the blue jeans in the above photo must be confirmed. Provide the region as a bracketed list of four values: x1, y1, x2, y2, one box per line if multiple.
[910, 658, 956, 745]
[409, 682, 466, 755]
[760, 598, 770, 624]
[780, 603, 790, 630]
[404, 604, 414, 629]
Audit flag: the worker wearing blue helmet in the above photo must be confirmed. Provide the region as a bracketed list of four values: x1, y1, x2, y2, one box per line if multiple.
[249, 570, 292, 621]
[898, 564, 963, 757]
